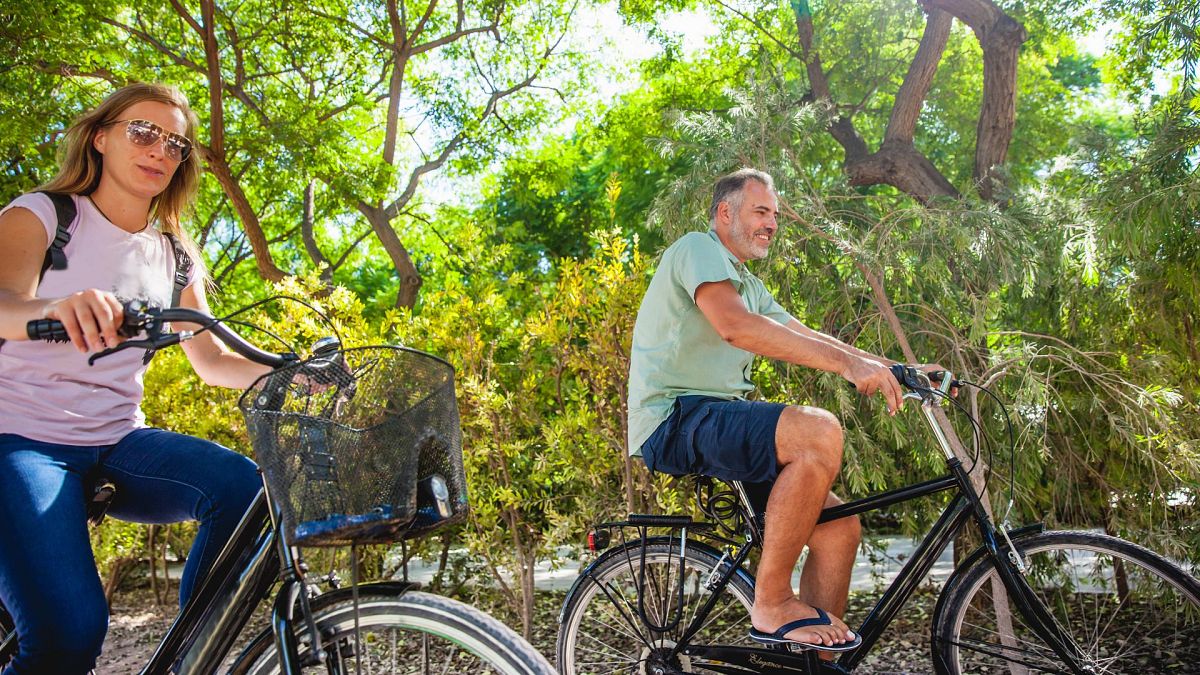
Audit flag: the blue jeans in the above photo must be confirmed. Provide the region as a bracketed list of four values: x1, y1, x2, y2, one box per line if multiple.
[0, 429, 261, 675]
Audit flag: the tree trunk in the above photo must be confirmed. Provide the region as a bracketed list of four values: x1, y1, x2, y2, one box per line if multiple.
[432, 534, 452, 590]
[300, 181, 332, 284]
[519, 543, 536, 640]
[358, 202, 422, 308]
[103, 556, 139, 608]
[846, 140, 959, 203]
[148, 525, 161, 605]
[204, 151, 288, 282]
[195, 0, 288, 283]
[793, 0, 1024, 204]
[974, 15, 1025, 200]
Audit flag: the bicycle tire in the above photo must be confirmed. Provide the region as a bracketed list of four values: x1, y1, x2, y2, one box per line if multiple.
[232, 589, 554, 675]
[933, 530, 1200, 674]
[0, 600, 13, 669]
[557, 538, 757, 675]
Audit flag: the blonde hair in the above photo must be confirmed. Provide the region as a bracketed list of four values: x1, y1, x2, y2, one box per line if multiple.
[40, 82, 206, 281]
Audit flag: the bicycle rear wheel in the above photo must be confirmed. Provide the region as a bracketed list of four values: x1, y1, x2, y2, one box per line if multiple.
[934, 530, 1200, 674]
[557, 539, 757, 675]
[233, 589, 554, 675]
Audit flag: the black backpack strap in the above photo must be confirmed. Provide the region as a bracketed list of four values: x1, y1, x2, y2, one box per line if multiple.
[164, 232, 193, 308]
[36, 191, 77, 282]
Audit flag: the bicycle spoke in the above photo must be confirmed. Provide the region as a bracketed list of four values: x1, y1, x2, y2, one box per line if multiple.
[559, 544, 756, 675]
[942, 533, 1200, 675]
[949, 635, 1072, 673]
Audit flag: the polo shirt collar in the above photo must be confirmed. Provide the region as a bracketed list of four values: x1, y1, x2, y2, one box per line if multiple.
[707, 229, 744, 268]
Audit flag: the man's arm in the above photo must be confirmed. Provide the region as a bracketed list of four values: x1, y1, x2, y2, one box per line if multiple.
[694, 280, 904, 413]
[788, 320, 897, 366]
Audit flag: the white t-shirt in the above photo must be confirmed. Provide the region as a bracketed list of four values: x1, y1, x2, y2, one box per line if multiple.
[0, 192, 197, 446]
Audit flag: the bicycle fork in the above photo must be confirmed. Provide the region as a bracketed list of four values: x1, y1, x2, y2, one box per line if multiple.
[948, 459, 1092, 675]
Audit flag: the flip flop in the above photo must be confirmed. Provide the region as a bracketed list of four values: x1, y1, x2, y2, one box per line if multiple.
[749, 607, 863, 653]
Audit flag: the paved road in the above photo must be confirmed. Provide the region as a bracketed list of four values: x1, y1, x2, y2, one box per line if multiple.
[401, 535, 956, 592]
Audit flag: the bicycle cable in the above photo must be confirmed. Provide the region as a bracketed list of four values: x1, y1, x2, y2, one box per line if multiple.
[956, 380, 1019, 526]
[914, 377, 1019, 529]
[212, 317, 295, 354]
[216, 294, 345, 353]
[897, 378, 990, 477]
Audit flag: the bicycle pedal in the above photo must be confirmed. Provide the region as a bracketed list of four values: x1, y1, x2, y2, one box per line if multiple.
[87, 480, 116, 528]
[784, 642, 815, 654]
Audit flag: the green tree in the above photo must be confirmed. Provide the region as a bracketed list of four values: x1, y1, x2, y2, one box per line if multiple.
[1, 0, 584, 307]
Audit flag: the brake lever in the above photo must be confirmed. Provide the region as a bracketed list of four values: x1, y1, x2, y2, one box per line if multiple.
[87, 333, 184, 366]
[889, 364, 941, 403]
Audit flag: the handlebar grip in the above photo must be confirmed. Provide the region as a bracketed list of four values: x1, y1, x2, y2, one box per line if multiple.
[26, 319, 70, 343]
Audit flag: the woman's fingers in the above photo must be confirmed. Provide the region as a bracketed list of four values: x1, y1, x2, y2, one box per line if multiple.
[72, 300, 105, 352]
[48, 301, 86, 352]
[44, 290, 124, 352]
[101, 293, 125, 346]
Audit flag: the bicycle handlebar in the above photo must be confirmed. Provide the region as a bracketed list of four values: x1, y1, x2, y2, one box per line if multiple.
[27, 301, 296, 369]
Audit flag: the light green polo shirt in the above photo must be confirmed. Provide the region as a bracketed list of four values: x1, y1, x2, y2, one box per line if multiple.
[627, 230, 795, 455]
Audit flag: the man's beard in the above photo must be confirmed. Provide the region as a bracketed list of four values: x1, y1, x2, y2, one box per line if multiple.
[730, 216, 770, 260]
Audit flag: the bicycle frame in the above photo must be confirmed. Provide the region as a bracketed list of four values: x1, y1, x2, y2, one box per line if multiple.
[591, 389, 1094, 674]
[135, 475, 315, 675]
[7, 308, 443, 675]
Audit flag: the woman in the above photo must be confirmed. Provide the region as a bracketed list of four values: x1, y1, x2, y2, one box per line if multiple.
[0, 83, 271, 674]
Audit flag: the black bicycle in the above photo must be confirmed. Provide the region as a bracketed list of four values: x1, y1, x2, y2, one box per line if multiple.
[557, 366, 1200, 674]
[0, 300, 555, 675]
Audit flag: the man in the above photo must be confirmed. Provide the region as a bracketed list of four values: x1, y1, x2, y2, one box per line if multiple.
[627, 168, 910, 651]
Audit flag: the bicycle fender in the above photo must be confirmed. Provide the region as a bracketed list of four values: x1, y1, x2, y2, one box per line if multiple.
[228, 581, 420, 673]
[558, 535, 754, 625]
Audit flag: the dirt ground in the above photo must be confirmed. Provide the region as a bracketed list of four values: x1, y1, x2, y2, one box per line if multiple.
[100, 599, 177, 674]
[97, 586, 937, 674]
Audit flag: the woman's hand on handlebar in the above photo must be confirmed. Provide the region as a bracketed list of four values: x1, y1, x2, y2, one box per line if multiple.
[42, 290, 125, 353]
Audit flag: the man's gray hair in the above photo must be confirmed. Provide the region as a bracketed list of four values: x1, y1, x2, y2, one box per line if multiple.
[708, 168, 775, 226]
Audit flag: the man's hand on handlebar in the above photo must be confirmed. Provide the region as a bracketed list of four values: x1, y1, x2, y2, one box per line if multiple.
[914, 364, 960, 397]
[844, 356, 906, 414]
[41, 289, 126, 353]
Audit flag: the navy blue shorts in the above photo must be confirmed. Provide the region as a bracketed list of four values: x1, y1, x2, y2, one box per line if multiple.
[640, 396, 787, 483]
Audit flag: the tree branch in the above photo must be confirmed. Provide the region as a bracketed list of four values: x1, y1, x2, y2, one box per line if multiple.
[919, 0, 1027, 199]
[300, 181, 330, 274]
[167, 0, 203, 35]
[329, 227, 376, 273]
[200, 0, 224, 157]
[884, 8, 952, 143]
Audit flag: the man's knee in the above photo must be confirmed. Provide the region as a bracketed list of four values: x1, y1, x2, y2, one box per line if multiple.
[776, 406, 844, 470]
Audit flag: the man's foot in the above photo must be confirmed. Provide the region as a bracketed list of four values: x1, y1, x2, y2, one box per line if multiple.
[750, 598, 855, 648]
[749, 607, 863, 652]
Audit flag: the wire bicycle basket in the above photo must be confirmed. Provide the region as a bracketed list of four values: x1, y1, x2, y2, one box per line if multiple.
[239, 346, 467, 547]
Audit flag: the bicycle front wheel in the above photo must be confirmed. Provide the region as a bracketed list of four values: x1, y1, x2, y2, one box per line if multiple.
[934, 530, 1200, 674]
[557, 539, 757, 675]
[0, 600, 14, 669]
[234, 589, 554, 675]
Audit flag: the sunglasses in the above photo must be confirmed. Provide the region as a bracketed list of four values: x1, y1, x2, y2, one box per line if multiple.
[106, 119, 193, 162]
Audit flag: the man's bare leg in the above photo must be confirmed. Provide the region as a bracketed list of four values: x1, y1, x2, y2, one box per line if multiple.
[749, 406, 858, 647]
[798, 494, 861, 622]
